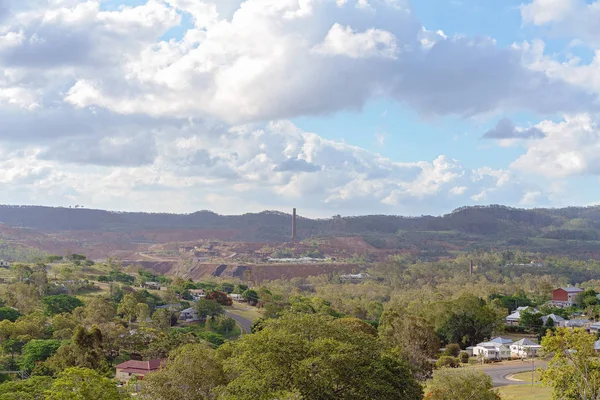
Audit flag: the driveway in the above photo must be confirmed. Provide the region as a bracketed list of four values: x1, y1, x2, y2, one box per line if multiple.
[481, 360, 547, 387]
[225, 311, 253, 334]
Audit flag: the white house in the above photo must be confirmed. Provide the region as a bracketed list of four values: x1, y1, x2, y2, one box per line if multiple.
[230, 293, 245, 302]
[189, 289, 205, 301]
[595, 340, 600, 353]
[510, 338, 543, 358]
[541, 314, 566, 327]
[179, 307, 199, 322]
[589, 322, 600, 333]
[0, 260, 9, 268]
[506, 306, 539, 325]
[473, 342, 511, 360]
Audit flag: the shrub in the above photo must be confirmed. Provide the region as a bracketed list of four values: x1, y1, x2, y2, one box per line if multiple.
[436, 356, 460, 369]
[444, 343, 461, 357]
[459, 351, 470, 364]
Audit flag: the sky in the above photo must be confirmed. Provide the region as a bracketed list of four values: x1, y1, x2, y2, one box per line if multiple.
[1, 0, 600, 218]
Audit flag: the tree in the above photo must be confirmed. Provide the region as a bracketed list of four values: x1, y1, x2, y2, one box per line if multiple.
[194, 299, 224, 320]
[152, 308, 172, 332]
[379, 309, 440, 378]
[84, 297, 116, 324]
[0, 376, 53, 400]
[0, 307, 21, 322]
[540, 327, 600, 399]
[140, 344, 226, 400]
[443, 343, 461, 357]
[435, 356, 459, 368]
[218, 283, 235, 294]
[117, 294, 138, 325]
[241, 289, 259, 305]
[4, 282, 39, 313]
[218, 312, 422, 399]
[218, 317, 236, 335]
[47, 326, 110, 374]
[426, 368, 500, 400]
[577, 289, 599, 308]
[41, 295, 84, 316]
[1, 338, 23, 360]
[21, 339, 62, 371]
[207, 291, 232, 306]
[45, 367, 128, 400]
[136, 303, 150, 323]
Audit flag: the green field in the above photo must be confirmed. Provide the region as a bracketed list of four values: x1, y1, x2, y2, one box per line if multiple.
[511, 370, 542, 383]
[497, 385, 551, 400]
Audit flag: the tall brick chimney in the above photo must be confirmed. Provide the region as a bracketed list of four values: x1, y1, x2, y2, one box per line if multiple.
[292, 208, 297, 242]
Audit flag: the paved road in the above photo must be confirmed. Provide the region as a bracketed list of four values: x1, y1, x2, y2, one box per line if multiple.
[482, 361, 547, 387]
[225, 311, 253, 334]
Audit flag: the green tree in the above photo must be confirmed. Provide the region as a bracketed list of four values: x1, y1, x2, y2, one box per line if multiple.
[443, 343, 461, 357]
[379, 309, 440, 378]
[152, 308, 172, 332]
[242, 289, 259, 305]
[47, 326, 110, 374]
[218, 312, 422, 400]
[218, 317, 236, 335]
[21, 339, 62, 371]
[218, 283, 235, 294]
[136, 303, 150, 323]
[520, 309, 543, 331]
[426, 368, 500, 400]
[0, 376, 53, 400]
[84, 297, 116, 324]
[0, 307, 21, 322]
[541, 327, 600, 399]
[117, 294, 138, 325]
[140, 344, 226, 400]
[194, 299, 224, 320]
[45, 367, 128, 400]
[41, 295, 84, 316]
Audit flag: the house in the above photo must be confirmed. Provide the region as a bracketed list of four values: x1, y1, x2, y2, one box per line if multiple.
[0, 260, 9, 268]
[541, 314, 566, 327]
[340, 273, 369, 282]
[115, 359, 164, 383]
[472, 342, 511, 360]
[505, 306, 539, 325]
[552, 287, 584, 307]
[189, 289, 205, 301]
[590, 322, 600, 333]
[179, 307, 200, 322]
[230, 293, 245, 302]
[489, 337, 514, 345]
[565, 319, 591, 329]
[595, 340, 600, 353]
[465, 346, 475, 357]
[510, 338, 543, 358]
[142, 282, 161, 290]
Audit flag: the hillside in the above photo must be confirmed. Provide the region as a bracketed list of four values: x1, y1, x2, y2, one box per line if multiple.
[1, 204, 600, 260]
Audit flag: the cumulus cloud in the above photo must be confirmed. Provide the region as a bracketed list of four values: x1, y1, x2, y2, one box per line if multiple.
[0, 0, 592, 215]
[482, 118, 546, 139]
[512, 114, 600, 178]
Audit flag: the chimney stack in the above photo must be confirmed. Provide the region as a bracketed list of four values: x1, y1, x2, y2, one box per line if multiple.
[469, 260, 474, 277]
[292, 208, 297, 242]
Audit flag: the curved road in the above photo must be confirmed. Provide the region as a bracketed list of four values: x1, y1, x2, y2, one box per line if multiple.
[224, 311, 253, 334]
[482, 361, 547, 387]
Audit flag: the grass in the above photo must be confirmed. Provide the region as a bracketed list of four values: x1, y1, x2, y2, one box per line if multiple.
[225, 303, 263, 322]
[511, 370, 542, 383]
[496, 385, 551, 400]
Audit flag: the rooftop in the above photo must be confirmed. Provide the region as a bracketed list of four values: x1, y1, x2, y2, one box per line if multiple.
[559, 287, 584, 293]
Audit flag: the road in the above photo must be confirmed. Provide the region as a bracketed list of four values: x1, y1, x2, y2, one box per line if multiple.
[482, 361, 547, 387]
[225, 311, 253, 334]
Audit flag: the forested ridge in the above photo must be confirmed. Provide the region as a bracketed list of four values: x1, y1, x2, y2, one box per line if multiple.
[2, 204, 600, 252]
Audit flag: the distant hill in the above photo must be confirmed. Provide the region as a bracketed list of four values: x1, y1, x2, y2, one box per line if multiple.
[2, 204, 600, 257]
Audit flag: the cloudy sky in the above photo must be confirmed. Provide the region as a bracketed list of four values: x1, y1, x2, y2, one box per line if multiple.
[1, 0, 599, 217]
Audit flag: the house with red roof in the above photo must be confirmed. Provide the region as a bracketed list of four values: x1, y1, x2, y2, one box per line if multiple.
[115, 359, 165, 383]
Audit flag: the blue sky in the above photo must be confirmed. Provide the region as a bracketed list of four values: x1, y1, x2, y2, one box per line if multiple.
[0, 0, 599, 217]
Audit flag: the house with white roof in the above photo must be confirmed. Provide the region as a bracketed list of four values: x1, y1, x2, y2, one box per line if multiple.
[590, 322, 600, 333]
[472, 341, 511, 360]
[510, 338, 543, 358]
[565, 319, 591, 329]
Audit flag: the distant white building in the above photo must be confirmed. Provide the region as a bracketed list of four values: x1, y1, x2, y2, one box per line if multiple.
[510, 338, 542, 358]
[473, 342, 511, 360]
[230, 293, 245, 302]
[340, 273, 369, 282]
[189, 289, 205, 301]
[0, 260, 9, 268]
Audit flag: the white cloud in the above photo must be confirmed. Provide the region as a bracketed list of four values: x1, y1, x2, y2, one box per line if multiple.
[312, 23, 397, 59]
[511, 114, 600, 178]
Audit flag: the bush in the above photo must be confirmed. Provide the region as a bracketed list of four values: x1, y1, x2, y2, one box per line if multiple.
[436, 356, 460, 369]
[444, 343, 461, 357]
[459, 351, 470, 364]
